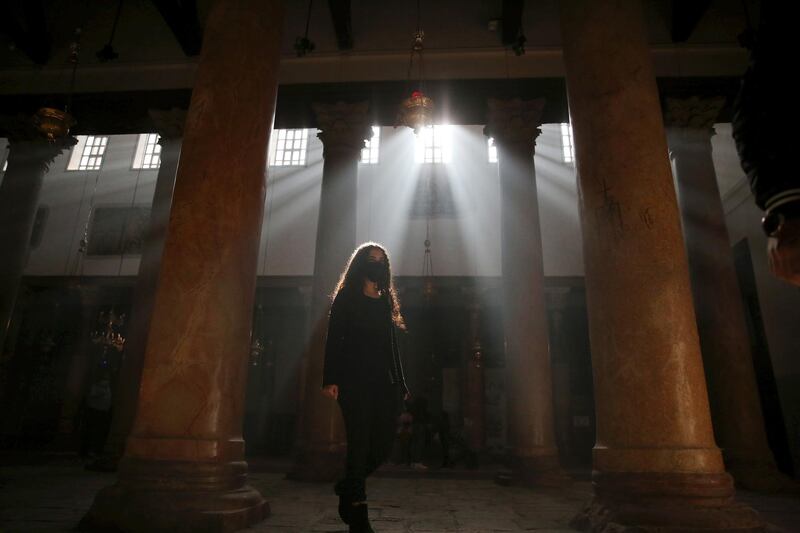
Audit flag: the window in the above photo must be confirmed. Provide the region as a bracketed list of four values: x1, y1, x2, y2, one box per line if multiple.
[415, 125, 451, 164]
[67, 135, 109, 171]
[561, 123, 575, 164]
[133, 133, 161, 169]
[269, 129, 308, 166]
[487, 137, 497, 163]
[360, 126, 380, 164]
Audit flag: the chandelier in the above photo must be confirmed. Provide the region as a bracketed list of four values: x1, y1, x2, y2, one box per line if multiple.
[91, 307, 126, 352]
[397, 2, 434, 133]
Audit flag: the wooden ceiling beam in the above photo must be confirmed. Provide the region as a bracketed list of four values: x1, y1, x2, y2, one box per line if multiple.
[151, 0, 203, 57]
[671, 0, 711, 42]
[328, 0, 353, 50]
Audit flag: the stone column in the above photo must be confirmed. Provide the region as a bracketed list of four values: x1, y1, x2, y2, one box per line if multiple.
[464, 302, 485, 452]
[289, 101, 372, 481]
[485, 98, 565, 485]
[0, 119, 76, 353]
[81, 1, 283, 530]
[666, 96, 788, 491]
[547, 288, 572, 461]
[93, 109, 185, 470]
[559, 1, 761, 530]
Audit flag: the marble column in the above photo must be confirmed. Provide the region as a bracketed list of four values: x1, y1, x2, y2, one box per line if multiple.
[289, 101, 372, 481]
[81, 1, 283, 530]
[666, 96, 789, 491]
[0, 119, 76, 353]
[559, 1, 761, 529]
[93, 109, 185, 470]
[464, 302, 485, 452]
[485, 98, 565, 485]
[547, 288, 573, 462]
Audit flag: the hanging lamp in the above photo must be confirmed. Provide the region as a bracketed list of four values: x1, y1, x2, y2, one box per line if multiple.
[398, 0, 434, 133]
[421, 219, 435, 301]
[34, 27, 81, 141]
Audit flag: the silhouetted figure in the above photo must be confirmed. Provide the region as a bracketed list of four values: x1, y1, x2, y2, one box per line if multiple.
[320, 242, 410, 533]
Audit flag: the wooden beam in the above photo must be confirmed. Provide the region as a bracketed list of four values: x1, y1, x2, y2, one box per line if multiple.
[151, 0, 203, 56]
[671, 0, 711, 43]
[328, 0, 353, 50]
[501, 0, 524, 45]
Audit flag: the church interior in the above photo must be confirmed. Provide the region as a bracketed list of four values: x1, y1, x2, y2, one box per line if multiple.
[1, 0, 799, 531]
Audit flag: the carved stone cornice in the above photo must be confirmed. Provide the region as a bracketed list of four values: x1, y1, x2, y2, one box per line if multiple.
[484, 98, 546, 152]
[663, 96, 725, 130]
[312, 101, 372, 158]
[148, 108, 187, 140]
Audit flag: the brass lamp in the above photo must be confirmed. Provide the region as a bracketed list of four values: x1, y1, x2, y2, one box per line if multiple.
[33, 107, 76, 142]
[399, 90, 435, 134]
[398, 20, 434, 133]
[34, 28, 80, 141]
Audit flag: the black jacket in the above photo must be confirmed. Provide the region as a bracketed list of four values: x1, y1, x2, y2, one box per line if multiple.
[732, 2, 799, 213]
[321, 291, 409, 395]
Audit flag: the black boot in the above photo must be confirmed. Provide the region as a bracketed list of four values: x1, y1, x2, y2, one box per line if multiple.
[334, 480, 352, 525]
[349, 503, 375, 533]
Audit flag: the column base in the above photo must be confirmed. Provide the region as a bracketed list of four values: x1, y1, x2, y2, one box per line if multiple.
[496, 451, 571, 487]
[571, 471, 764, 532]
[286, 447, 345, 482]
[79, 458, 268, 532]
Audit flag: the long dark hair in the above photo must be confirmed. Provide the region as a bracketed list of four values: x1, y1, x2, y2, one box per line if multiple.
[331, 242, 406, 330]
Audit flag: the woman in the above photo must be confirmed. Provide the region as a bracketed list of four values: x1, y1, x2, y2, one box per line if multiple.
[321, 242, 410, 533]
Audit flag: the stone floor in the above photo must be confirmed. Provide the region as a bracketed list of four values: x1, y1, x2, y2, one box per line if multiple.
[1, 455, 799, 532]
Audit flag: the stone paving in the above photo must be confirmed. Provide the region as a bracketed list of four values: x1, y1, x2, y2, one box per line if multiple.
[1, 456, 799, 532]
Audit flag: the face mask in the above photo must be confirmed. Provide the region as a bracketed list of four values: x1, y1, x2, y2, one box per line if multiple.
[364, 261, 388, 284]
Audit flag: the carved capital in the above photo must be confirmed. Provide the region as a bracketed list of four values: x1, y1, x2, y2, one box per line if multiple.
[1, 113, 76, 148]
[484, 98, 545, 153]
[148, 108, 187, 140]
[313, 101, 372, 158]
[0, 115, 77, 172]
[663, 96, 725, 130]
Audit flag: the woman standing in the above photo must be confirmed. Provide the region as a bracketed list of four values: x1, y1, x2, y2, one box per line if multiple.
[321, 242, 410, 533]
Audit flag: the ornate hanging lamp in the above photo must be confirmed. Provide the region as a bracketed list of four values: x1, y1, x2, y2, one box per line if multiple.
[34, 27, 80, 141]
[421, 219, 435, 301]
[91, 307, 127, 354]
[397, 1, 434, 133]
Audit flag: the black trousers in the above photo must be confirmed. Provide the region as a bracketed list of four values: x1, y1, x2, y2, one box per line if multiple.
[336, 379, 400, 502]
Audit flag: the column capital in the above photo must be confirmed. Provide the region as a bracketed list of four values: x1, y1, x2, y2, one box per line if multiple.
[0, 115, 77, 170]
[148, 108, 187, 140]
[663, 96, 725, 131]
[664, 97, 725, 157]
[1, 113, 77, 145]
[313, 101, 372, 158]
[484, 98, 545, 152]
